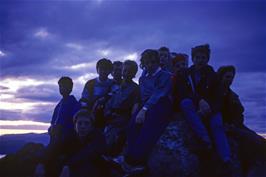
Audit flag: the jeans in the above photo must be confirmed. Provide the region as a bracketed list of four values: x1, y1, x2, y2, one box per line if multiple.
[125, 97, 173, 165]
[180, 98, 231, 162]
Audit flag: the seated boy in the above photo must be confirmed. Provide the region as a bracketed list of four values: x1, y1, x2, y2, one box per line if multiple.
[80, 58, 113, 110]
[217, 65, 266, 174]
[110, 61, 123, 94]
[35, 109, 108, 177]
[35, 76, 80, 177]
[80, 58, 113, 128]
[158, 46, 173, 73]
[66, 109, 108, 177]
[114, 49, 173, 175]
[177, 45, 232, 167]
[104, 60, 140, 156]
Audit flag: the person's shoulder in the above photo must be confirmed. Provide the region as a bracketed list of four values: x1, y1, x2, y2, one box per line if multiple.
[85, 78, 97, 86]
[158, 69, 172, 79]
[230, 89, 240, 98]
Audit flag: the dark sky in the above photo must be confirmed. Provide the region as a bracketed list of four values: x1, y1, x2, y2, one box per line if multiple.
[0, 0, 265, 133]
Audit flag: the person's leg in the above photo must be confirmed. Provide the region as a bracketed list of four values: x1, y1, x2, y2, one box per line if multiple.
[125, 97, 173, 165]
[180, 98, 211, 146]
[209, 113, 231, 162]
[44, 140, 64, 177]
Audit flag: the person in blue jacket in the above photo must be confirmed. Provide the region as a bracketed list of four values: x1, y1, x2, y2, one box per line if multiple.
[44, 76, 81, 177]
[114, 49, 173, 175]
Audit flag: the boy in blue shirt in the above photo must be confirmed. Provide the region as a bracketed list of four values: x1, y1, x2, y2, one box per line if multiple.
[43, 76, 80, 177]
[114, 49, 173, 174]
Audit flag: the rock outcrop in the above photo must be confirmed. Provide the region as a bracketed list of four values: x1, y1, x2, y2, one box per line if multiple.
[0, 113, 265, 177]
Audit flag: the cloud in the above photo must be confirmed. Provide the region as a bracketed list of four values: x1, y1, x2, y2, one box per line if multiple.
[0, 1, 265, 133]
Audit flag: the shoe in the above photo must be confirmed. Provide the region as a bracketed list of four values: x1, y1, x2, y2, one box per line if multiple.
[112, 154, 125, 164]
[121, 161, 145, 174]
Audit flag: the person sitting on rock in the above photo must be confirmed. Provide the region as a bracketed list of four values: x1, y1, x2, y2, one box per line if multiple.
[80, 58, 113, 128]
[171, 53, 190, 113]
[103, 60, 140, 156]
[177, 44, 232, 167]
[65, 109, 109, 177]
[36, 76, 80, 177]
[113, 49, 173, 175]
[158, 46, 173, 73]
[217, 65, 266, 175]
[110, 60, 123, 94]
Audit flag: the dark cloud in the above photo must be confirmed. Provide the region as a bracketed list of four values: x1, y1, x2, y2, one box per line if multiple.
[0, 0, 265, 132]
[15, 84, 60, 102]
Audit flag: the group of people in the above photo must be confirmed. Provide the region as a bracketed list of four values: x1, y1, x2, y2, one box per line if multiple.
[35, 44, 266, 177]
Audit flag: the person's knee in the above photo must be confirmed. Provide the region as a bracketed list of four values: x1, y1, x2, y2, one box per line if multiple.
[180, 98, 194, 110]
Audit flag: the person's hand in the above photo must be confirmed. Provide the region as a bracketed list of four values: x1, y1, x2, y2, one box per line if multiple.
[136, 109, 146, 124]
[199, 99, 211, 116]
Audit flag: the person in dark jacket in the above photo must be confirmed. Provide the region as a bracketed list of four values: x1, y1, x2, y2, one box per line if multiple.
[80, 58, 113, 128]
[171, 53, 191, 112]
[66, 109, 109, 177]
[217, 65, 266, 175]
[177, 44, 232, 165]
[104, 60, 140, 156]
[41, 76, 81, 177]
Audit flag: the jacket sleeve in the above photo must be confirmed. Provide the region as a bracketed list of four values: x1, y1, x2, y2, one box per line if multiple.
[143, 72, 172, 110]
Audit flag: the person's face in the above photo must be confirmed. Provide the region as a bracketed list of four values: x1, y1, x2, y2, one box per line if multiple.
[159, 51, 169, 66]
[112, 65, 122, 81]
[192, 52, 209, 67]
[122, 64, 134, 81]
[59, 83, 72, 97]
[97, 66, 111, 81]
[144, 57, 160, 74]
[173, 60, 188, 73]
[222, 71, 235, 87]
[75, 116, 94, 138]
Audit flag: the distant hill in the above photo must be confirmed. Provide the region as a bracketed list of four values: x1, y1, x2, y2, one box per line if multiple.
[0, 133, 49, 154]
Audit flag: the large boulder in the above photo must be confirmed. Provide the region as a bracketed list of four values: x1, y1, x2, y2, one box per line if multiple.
[148, 113, 265, 177]
[0, 143, 45, 177]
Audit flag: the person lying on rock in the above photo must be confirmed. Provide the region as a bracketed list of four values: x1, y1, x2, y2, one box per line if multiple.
[80, 58, 113, 128]
[112, 49, 173, 175]
[103, 60, 141, 157]
[217, 65, 266, 175]
[174, 44, 234, 172]
[35, 76, 80, 177]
